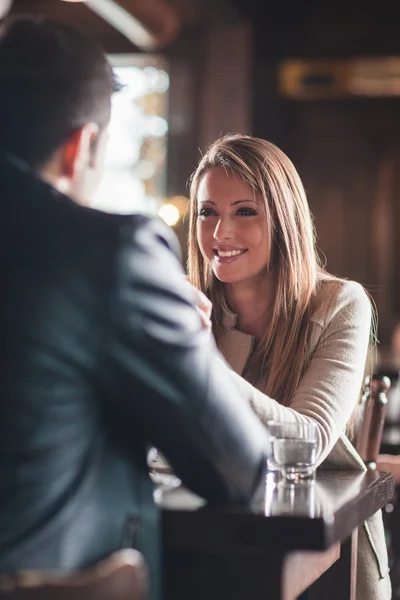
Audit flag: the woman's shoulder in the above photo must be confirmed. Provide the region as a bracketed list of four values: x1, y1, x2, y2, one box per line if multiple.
[311, 276, 371, 326]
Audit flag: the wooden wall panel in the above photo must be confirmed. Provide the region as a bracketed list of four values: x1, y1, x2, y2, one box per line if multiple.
[252, 0, 400, 347]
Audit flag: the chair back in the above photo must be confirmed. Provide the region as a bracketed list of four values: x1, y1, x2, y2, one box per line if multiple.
[354, 374, 391, 469]
[0, 549, 148, 600]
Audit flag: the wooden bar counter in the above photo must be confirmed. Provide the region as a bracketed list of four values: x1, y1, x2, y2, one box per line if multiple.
[161, 470, 394, 600]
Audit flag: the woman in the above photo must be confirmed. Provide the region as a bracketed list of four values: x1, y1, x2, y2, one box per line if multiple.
[188, 134, 390, 600]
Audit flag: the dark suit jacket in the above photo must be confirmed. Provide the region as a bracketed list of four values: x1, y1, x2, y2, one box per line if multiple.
[0, 151, 270, 600]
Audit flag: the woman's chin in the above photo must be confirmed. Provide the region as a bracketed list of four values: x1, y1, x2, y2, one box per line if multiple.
[212, 269, 244, 285]
[211, 264, 268, 286]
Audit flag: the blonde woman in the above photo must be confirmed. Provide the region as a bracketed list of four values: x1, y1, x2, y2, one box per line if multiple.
[188, 134, 390, 600]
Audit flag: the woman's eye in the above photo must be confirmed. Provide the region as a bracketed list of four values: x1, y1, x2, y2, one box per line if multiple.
[237, 207, 257, 216]
[198, 208, 216, 217]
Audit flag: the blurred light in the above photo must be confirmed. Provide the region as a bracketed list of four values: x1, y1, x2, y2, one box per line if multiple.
[158, 203, 180, 227]
[136, 160, 156, 180]
[170, 195, 190, 216]
[61, 0, 87, 3]
[156, 71, 170, 93]
[146, 116, 168, 137]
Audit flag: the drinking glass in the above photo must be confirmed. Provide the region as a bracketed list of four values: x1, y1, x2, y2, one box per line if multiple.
[265, 478, 316, 517]
[267, 421, 317, 483]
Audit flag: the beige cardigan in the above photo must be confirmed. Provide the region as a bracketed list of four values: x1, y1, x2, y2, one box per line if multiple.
[218, 279, 391, 600]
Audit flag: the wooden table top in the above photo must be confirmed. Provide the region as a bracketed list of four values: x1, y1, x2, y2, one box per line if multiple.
[161, 470, 394, 553]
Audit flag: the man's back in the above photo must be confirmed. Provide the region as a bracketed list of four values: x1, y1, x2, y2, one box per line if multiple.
[0, 152, 147, 570]
[0, 152, 270, 599]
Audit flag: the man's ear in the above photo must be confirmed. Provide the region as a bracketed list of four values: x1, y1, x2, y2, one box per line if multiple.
[61, 122, 100, 180]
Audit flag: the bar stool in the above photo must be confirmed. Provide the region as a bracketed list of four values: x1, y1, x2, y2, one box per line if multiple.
[354, 374, 391, 469]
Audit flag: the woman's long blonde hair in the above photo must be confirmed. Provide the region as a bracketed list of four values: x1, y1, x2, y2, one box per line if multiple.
[188, 134, 333, 405]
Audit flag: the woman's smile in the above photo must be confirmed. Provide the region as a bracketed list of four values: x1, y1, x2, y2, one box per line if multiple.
[213, 246, 248, 263]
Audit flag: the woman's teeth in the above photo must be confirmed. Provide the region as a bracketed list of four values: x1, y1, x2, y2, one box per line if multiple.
[217, 249, 246, 257]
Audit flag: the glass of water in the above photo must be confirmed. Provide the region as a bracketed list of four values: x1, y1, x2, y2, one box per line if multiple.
[267, 421, 317, 483]
[265, 478, 316, 517]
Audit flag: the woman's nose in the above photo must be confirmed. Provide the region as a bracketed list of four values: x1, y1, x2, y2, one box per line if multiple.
[213, 217, 233, 241]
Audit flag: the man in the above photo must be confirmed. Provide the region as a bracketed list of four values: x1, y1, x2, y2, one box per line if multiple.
[0, 15, 270, 600]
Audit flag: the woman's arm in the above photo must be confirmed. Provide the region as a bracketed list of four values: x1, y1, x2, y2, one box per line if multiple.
[226, 281, 372, 465]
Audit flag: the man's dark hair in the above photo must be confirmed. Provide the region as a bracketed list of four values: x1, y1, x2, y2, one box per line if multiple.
[0, 14, 116, 168]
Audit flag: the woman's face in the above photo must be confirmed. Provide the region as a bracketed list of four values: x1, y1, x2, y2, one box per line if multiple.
[196, 167, 271, 285]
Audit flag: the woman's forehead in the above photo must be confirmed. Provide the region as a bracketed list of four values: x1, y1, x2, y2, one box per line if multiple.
[197, 167, 261, 203]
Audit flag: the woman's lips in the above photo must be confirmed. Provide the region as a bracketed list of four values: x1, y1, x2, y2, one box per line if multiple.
[213, 249, 248, 264]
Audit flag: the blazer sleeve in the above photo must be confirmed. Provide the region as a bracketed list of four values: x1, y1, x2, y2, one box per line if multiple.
[109, 216, 271, 503]
[225, 281, 372, 465]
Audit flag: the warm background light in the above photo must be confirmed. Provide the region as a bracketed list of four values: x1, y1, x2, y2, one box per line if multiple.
[158, 204, 180, 228]
[158, 196, 189, 227]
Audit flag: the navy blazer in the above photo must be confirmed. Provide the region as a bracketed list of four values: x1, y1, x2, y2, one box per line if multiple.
[0, 152, 270, 600]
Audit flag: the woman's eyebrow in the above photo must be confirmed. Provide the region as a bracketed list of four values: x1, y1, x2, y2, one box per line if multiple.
[231, 199, 259, 206]
[198, 199, 259, 205]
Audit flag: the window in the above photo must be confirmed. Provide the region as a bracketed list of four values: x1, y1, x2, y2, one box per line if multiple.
[92, 54, 169, 214]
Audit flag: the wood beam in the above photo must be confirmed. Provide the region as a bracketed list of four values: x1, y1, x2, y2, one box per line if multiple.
[86, 0, 181, 50]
